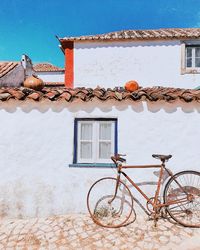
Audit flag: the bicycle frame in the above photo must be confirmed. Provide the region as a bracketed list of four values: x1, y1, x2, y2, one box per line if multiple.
[114, 162, 189, 211]
[87, 155, 200, 228]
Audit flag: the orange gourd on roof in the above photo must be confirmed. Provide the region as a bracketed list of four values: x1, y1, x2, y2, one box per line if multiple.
[125, 80, 139, 92]
[24, 75, 44, 91]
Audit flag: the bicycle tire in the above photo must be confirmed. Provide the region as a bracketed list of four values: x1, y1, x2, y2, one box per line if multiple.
[163, 170, 200, 227]
[87, 177, 133, 228]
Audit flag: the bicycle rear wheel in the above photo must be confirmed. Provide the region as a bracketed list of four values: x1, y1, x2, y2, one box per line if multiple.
[163, 170, 200, 227]
[87, 177, 133, 228]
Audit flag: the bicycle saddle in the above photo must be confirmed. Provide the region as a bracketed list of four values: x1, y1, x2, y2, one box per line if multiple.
[152, 154, 172, 161]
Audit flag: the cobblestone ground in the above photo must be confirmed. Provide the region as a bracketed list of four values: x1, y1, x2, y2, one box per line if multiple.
[0, 214, 199, 250]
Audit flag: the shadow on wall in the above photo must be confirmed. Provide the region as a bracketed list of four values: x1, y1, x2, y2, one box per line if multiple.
[146, 101, 200, 114]
[0, 99, 199, 114]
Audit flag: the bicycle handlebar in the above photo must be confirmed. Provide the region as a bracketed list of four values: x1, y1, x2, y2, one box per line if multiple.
[111, 154, 126, 164]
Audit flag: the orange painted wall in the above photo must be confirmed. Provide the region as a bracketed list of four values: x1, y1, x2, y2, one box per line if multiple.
[64, 42, 74, 88]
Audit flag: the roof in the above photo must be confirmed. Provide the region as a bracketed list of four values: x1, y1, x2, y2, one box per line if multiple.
[0, 86, 199, 103]
[33, 63, 64, 72]
[59, 28, 200, 43]
[44, 82, 64, 87]
[0, 62, 20, 78]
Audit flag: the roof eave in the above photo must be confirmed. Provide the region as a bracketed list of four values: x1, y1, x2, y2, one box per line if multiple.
[59, 36, 200, 44]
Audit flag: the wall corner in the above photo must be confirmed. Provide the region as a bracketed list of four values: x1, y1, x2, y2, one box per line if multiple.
[64, 42, 74, 88]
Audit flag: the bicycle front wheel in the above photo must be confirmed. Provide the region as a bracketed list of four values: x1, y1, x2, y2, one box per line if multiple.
[87, 177, 133, 228]
[163, 170, 200, 227]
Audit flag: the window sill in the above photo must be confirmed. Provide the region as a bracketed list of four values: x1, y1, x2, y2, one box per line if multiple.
[181, 68, 200, 74]
[69, 163, 116, 168]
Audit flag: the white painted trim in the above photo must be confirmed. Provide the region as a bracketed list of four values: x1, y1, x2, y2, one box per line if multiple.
[180, 42, 186, 74]
[181, 42, 200, 74]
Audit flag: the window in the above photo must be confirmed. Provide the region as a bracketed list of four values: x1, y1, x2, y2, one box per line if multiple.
[181, 42, 200, 74]
[186, 46, 200, 69]
[73, 118, 117, 163]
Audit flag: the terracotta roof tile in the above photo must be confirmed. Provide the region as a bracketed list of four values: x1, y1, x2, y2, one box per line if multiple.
[7, 88, 25, 100]
[0, 93, 11, 101]
[0, 86, 199, 103]
[33, 63, 64, 72]
[59, 91, 72, 101]
[59, 28, 200, 43]
[27, 92, 41, 101]
[44, 90, 60, 100]
[0, 62, 19, 78]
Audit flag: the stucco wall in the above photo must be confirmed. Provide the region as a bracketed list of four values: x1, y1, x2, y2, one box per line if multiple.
[36, 72, 64, 83]
[0, 99, 199, 219]
[74, 40, 200, 89]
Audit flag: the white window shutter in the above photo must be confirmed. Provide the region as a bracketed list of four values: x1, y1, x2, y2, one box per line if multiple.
[99, 123, 112, 159]
[97, 121, 114, 162]
[78, 122, 93, 162]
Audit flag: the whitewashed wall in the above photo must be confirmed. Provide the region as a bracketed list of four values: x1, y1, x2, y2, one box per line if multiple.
[36, 72, 64, 83]
[74, 40, 200, 89]
[0, 99, 199, 219]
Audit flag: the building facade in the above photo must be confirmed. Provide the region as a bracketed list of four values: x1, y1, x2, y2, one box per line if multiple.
[0, 87, 199, 218]
[0, 55, 34, 87]
[59, 28, 200, 89]
[0, 28, 200, 219]
[33, 63, 64, 85]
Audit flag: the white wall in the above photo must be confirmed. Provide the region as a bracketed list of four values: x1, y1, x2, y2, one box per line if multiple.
[36, 72, 64, 83]
[0, 99, 199, 219]
[74, 40, 200, 89]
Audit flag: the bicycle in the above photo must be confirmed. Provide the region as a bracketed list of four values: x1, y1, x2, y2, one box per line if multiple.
[87, 154, 200, 228]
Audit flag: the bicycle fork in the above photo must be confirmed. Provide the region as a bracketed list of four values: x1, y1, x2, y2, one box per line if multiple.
[108, 173, 121, 204]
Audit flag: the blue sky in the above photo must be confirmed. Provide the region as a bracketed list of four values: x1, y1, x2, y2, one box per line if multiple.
[0, 0, 200, 67]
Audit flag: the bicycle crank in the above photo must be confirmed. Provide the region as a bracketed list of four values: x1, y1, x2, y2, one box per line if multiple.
[146, 197, 161, 213]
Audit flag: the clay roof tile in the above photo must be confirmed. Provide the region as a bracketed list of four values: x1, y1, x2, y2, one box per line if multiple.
[0, 86, 199, 104]
[0, 62, 19, 78]
[33, 63, 64, 72]
[59, 28, 200, 44]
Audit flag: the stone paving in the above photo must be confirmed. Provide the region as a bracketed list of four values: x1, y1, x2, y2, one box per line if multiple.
[0, 214, 199, 250]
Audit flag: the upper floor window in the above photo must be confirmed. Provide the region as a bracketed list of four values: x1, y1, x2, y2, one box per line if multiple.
[73, 118, 117, 164]
[186, 45, 200, 69]
[181, 42, 200, 74]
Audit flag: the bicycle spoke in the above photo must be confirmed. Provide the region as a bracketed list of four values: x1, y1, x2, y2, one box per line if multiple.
[87, 177, 134, 228]
[164, 171, 200, 227]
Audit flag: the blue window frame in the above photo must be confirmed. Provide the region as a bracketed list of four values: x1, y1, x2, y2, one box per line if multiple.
[73, 118, 118, 164]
